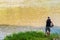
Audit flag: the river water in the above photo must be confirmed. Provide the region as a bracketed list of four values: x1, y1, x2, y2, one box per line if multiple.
[0, 26, 60, 40]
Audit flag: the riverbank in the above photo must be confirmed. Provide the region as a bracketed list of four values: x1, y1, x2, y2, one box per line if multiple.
[0, 25, 60, 40]
[4, 31, 60, 40]
[0, 25, 44, 40]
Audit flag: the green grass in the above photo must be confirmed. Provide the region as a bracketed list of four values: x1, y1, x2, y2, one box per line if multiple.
[4, 31, 60, 40]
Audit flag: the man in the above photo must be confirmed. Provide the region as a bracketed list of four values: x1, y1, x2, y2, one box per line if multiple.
[45, 17, 54, 36]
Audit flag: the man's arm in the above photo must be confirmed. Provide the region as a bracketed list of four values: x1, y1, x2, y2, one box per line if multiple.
[51, 21, 54, 27]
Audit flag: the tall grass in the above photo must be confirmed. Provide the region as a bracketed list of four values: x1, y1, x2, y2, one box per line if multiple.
[4, 31, 60, 40]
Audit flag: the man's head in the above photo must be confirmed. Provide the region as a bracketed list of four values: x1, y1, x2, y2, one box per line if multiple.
[48, 17, 50, 19]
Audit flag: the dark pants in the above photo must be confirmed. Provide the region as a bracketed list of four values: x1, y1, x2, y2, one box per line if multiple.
[45, 27, 50, 33]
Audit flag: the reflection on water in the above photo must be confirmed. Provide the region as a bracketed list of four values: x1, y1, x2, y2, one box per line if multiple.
[0, 25, 60, 40]
[51, 27, 60, 34]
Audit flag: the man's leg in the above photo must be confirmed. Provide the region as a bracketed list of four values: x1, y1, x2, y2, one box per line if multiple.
[45, 27, 50, 36]
[47, 27, 50, 36]
[45, 27, 48, 36]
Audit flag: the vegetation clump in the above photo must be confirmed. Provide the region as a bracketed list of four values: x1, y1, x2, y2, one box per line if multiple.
[4, 31, 60, 40]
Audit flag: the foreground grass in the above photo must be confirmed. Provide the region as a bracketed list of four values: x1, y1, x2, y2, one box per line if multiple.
[4, 31, 60, 40]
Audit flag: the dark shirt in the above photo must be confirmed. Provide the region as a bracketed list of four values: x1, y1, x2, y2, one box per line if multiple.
[46, 19, 51, 27]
